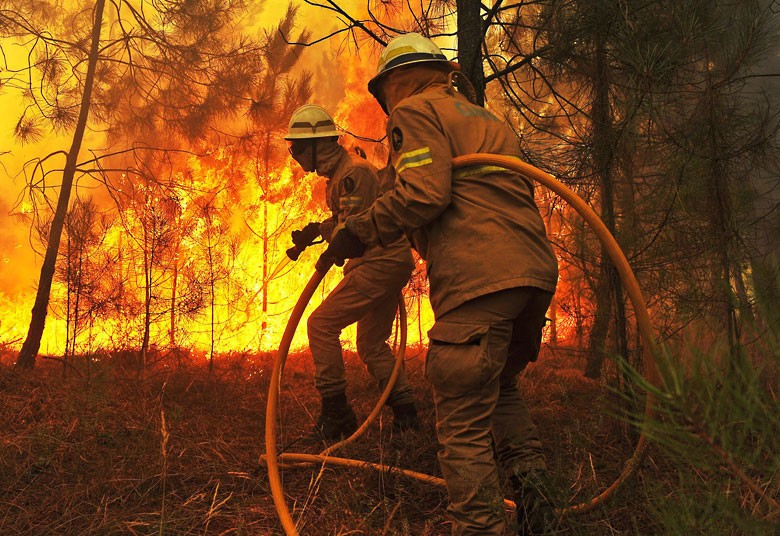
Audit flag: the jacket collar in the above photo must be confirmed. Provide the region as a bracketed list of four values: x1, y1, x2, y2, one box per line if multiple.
[384, 66, 449, 113]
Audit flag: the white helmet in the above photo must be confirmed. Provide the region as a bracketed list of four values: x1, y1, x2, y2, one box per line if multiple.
[284, 104, 339, 140]
[368, 32, 460, 98]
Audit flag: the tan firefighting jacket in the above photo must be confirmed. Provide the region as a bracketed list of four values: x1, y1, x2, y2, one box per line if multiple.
[347, 81, 558, 316]
[319, 145, 413, 274]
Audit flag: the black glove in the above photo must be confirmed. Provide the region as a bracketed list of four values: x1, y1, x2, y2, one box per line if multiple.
[315, 226, 366, 272]
[291, 222, 321, 247]
[328, 226, 366, 260]
[287, 222, 322, 261]
[319, 220, 336, 242]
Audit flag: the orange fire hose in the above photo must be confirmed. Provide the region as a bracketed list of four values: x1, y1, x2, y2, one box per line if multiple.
[262, 263, 409, 533]
[263, 154, 660, 535]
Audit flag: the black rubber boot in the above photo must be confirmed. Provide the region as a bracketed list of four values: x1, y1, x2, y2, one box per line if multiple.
[510, 470, 562, 535]
[390, 402, 421, 432]
[315, 392, 358, 440]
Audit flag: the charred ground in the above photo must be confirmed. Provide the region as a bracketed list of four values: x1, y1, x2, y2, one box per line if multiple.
[0, 347, 757, 535]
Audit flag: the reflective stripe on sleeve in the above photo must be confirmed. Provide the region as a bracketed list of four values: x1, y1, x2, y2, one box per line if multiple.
[395, 147, 433, 174]
[339, 196, 363, 209]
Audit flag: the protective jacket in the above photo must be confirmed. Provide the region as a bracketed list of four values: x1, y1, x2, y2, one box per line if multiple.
[307, 143, 416, 406]
[318, 144, 413, 274]
[347, 80, 557, 316]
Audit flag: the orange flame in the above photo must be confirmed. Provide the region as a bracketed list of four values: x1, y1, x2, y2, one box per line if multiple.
[0, 19, 583, 360]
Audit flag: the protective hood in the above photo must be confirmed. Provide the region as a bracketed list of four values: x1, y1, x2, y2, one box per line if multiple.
[380, 65, 450, 115]
[315, 140, 348, 178]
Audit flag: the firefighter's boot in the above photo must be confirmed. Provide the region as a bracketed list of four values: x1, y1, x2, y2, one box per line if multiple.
[510, 470, 562, 535]
[390, 402, 421, 432]
[315, 392, 358, 440]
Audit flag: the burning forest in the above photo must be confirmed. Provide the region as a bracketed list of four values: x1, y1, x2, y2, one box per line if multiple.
[1, 1, 778, 535]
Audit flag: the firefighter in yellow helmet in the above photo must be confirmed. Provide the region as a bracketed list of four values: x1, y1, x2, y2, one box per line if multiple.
[322, 35, 561, 534]
[284, 104, 420, 440]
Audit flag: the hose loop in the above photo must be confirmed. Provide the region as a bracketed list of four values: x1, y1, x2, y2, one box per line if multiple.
[264, 154, 660, 534]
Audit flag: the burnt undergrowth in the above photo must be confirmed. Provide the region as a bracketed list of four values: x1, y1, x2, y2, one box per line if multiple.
[0, 344, 775, 535]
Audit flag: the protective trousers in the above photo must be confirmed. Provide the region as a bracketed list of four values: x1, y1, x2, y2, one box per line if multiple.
[425, 286, 553, 536]
[307, 261, 415, 407]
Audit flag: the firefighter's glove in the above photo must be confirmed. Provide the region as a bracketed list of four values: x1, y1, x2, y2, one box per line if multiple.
[319, 220, 336, 242]
[287, 222, 322, 261]
[315, 226, 365, 273]
[328, 226, 366, 261]
[291, 222, 321, 248]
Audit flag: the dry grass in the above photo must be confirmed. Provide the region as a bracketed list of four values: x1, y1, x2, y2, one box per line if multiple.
[0, 347, 667, 535]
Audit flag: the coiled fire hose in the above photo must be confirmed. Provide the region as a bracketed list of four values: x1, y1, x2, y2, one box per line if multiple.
[263, 154, 660, 535]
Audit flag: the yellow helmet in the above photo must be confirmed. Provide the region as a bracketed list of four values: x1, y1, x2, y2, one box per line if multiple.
[284, 104, 339, 140]
[368, 32, 460, 98]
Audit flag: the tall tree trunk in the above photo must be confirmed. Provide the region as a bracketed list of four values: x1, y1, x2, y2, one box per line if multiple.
[169, 252, 179, 347]
[711, 150, 740, 354]
[585, 263, 614, 379]
[418, 292, 424, 347]
[141, 227, 153, 379]
[548, 298, 558, 345]
[261, 132, 271, 334]
[584, 26, 628, 379]
[64, 226, 73, 378]
[70, 242, 84, 377]
[543, 199, 557, 345]
[574, 278, 584, 347]
[207, 238, 216, 374]
[456, 0, 485, 106]
[703, 51, 740, 355]
[16, 0, 106, 369]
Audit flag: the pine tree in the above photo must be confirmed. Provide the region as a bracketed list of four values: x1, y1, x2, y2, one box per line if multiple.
[1, 0, 260, 368]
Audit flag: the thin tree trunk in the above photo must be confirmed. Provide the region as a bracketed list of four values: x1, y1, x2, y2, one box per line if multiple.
[713, 165, 740, 354]
[703, 50, 740, 355]
[64, 225, 73, 378]
[548, 298, 558, 345]
[584, 28, 628, 379]
[16, 0, 106, 369]
[543, 199, 557, 345]
[141, 226, 152, 379]
[574, 275, 583, 347]
[585, 264, 613, 379]
[208, 239, 216, 374]
[169, 253, 179, 348]
[457, 0, 485, 106]
[418, 293, 424, 347]
[71, 243, 84, 376]
[262, 133, 271, 334]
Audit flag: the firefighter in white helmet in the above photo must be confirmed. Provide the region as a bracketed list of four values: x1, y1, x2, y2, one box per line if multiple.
[322, 34, 561, 535]
[284, 104, 420, 441]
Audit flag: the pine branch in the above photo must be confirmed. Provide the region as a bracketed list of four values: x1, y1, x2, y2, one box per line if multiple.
[686, 422, 780, 515]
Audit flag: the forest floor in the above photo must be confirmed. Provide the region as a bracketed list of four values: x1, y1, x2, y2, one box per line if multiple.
[0, 346, 712, 535]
